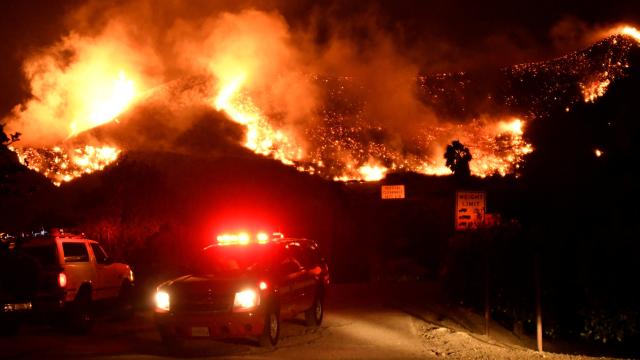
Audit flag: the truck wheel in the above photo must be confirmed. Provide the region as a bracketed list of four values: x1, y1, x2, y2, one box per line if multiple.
[68, 288, 93, 334]
[259, 308, 280, 347]
[305, 296, 324, 326]
[116, 281, 134, 320]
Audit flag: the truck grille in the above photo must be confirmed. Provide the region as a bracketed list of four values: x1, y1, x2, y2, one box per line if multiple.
[172, 289, 233, 313]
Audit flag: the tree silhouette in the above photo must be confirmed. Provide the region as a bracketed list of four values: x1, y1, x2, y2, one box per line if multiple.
[0, 124, 8, 145]
[444, 140, 472, 177]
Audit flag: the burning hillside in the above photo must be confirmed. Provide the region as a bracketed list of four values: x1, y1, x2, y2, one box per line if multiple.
[2, 10, 640, 185]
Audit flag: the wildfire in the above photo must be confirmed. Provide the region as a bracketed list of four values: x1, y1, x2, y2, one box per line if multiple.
[1, 27, 158, 184]
[581, 78, 611, 103]
[498, 118, 524, 135]
[465, 118, 533, 177]
[70, 71, 136, 137]
[213, 76, 302, 165]
[608, 25, 640, 42]
[579, 25, 640, 103]
[12, 145, 121, 186]
[5, 18, 640, 186]
[358, 164, 387, 181]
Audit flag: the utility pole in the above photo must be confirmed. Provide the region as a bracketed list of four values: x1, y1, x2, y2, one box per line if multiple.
[484, 239, 490, 336]
[534, 251, 543, 352]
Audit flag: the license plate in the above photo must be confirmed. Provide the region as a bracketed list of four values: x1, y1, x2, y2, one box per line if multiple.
[191, 326, 210, 337]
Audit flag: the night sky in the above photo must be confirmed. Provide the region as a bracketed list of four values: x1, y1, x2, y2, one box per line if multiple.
[2, 0, 640, 116]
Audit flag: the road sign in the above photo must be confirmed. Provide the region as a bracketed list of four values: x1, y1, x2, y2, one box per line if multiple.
[381, 185, 405, 199]
[455, 191, 486, 230]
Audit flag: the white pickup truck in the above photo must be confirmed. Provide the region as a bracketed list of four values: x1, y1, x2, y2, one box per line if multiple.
[21, 229, 134, 332]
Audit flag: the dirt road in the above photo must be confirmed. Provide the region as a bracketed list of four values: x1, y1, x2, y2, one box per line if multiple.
[0, 283, 611, 360]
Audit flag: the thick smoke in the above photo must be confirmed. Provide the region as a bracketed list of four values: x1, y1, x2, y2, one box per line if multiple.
[2, 0, 630, 179]
[4, 2, 435, 160]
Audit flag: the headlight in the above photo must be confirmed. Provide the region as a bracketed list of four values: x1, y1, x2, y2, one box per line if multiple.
[155, 290, 170, 312]
[233, 289, 259, 311]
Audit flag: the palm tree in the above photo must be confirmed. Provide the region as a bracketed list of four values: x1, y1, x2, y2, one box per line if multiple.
[444, 140, 472, 177]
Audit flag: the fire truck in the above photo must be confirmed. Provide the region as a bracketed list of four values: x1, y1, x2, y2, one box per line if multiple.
[154, 231, 329, 351]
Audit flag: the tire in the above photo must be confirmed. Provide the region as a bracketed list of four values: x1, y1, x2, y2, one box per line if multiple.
[305, 296, 324, 327]
[259, 308, 280, 347]
[115, 281, 134, 320]
[68, 288, 93, 334]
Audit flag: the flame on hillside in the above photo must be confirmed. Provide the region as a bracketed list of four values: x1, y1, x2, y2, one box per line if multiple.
[3, 18, 639, 184]
[11, 145, 121, 186]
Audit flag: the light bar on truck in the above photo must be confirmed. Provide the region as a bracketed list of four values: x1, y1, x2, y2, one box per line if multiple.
[216, 231, 282, 246]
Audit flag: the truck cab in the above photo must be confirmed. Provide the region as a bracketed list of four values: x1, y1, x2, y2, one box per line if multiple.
[20, 229, 134, 332]
[154, 232, 329, 351]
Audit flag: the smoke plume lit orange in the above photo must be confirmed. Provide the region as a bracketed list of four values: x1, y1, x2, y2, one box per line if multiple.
[3, 7, 639, 184]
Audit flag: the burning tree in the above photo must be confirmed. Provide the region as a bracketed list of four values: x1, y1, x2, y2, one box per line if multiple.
[444, 140, 472, 177]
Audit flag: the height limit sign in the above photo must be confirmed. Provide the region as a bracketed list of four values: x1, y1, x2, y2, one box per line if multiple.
[455, 191, 486, 231]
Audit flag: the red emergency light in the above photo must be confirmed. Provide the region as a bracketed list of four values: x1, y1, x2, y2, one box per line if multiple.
[215, 231, 278, 246]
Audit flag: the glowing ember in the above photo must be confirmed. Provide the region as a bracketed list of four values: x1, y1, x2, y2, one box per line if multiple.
[595, 149, 603, 157]
[581, 78, 611, 103]
[12, 145, 121, 186]
[579, 25, 640, 103]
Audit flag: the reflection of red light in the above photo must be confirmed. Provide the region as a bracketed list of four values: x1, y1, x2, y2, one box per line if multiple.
[259, 281, 268, 290]
[58, 272, 67, 288]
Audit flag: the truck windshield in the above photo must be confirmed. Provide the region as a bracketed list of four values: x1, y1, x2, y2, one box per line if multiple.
[197, 246, 273, 275]
[22, 245, 58, 268]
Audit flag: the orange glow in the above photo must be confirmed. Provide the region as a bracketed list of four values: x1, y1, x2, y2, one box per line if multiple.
[213, 74, 302, 165]
[10, 15, 638, 187]
[5, 29, 153, 146]
[580, 25, 640, 103]
[499, 118, 524, 135]
[12, 145, 121, 186]
[606, 25, 640, 42]
[358, 163, 387, 182]
[69, 70, 136, 137]
[2, 25, 159, 185]
[581, 78, 611, 103]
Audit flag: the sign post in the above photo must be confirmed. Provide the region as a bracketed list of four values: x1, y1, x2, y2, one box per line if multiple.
[455, 191, 486, 231]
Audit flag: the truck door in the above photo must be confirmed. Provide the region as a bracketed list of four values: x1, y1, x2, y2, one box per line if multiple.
[90, 243, 121, 299]
[276, 256, 303, 318]
[61, 242, 96, 300]
[286, 243, 316, 312]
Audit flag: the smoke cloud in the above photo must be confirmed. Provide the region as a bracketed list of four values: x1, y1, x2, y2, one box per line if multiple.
[2, 0, 630, 180]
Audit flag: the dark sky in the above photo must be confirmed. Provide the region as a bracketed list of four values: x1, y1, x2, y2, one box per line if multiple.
[2, 0, 640, 116]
